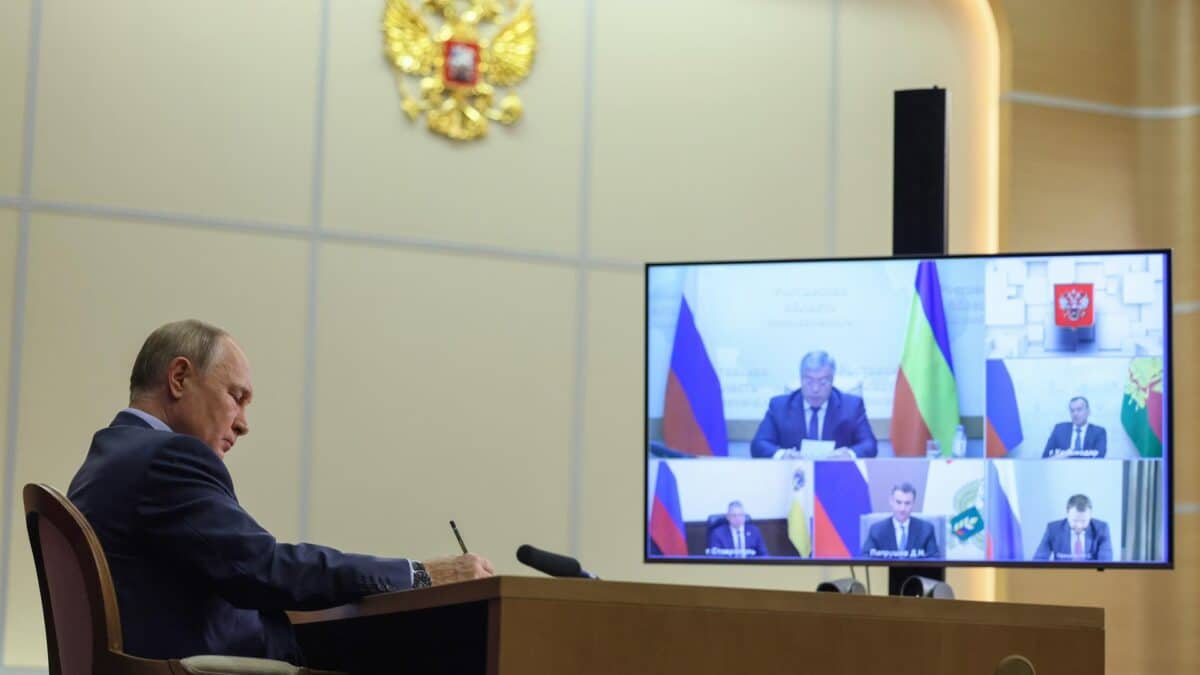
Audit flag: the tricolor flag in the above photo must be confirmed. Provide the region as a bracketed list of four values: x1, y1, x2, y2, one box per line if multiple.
[1121, 357, 1164, 458]
[813, 461, 870, 558]
[890, 261, 961, 457]
[662, 296, 728, 456]
[648, 462, 688, 556]
[985, 359, 1024, 457]
[986, 461, 1023, 561]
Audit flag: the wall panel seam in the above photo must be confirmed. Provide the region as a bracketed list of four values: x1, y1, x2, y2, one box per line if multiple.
[825, 0, 839, 257]
[0, 0, 42, 663]
[1003, 91, 1200, 120]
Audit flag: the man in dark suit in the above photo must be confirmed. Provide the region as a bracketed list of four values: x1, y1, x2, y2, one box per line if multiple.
[861, 483, 940, 559]
[751, 351, 877, 458]
[67, 320, 494, 663]
[1033, 494, 1113, 561]
[1043, 396, 1107, 458]
[706, 501, 769, 558]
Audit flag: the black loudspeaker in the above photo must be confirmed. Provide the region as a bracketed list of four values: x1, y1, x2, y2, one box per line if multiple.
[893, 88, 948, 256]
[890, 87, 949, 596]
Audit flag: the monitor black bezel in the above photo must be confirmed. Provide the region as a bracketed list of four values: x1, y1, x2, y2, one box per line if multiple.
[642, 248, 1174, 570]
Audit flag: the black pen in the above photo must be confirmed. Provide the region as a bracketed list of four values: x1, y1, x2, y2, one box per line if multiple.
[449, 520, 469, 554]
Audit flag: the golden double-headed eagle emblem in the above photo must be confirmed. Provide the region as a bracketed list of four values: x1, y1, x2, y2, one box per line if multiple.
[383, 0, 537, 141]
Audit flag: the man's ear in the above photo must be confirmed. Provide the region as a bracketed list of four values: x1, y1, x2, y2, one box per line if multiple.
[166, 356, 193, 401]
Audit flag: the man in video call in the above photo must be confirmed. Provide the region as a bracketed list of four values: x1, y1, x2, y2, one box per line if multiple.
[1043, 396, 1107, 458]
[1033, 494, 1113, 562]
[706, 500, 769, 558]
[750, 350, 877, 459]
[861, 483, 940, 559]
[67, 320, 494, 663]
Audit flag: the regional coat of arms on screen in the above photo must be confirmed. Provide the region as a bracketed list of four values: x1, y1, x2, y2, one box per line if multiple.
[382, 0, 537, 141]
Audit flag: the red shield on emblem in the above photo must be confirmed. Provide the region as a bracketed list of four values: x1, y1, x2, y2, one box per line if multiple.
[1054, 283, 1094, 328]
[444, 41, 480, 86]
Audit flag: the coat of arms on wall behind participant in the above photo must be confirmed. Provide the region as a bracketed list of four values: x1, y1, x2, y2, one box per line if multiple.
[383, 0, 537, 142]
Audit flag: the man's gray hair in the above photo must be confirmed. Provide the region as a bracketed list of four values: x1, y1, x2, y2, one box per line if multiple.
[129, 320, 229, 401]
[728, 500, 744, 511]
[800, 350, 837, 375]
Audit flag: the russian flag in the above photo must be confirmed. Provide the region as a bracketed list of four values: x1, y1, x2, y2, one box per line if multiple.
[649, 462, 688, 556]
[813, 461, 870, 557]
[890, 261, 961, 457]
[662, 296, 728, 456]
[986, 461, 1024, 561]
[985, 359, 1024, 457]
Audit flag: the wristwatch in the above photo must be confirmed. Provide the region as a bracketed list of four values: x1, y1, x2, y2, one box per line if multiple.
[411, 561, 433, 589]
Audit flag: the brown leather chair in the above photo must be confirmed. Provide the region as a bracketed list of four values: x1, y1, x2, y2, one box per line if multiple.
[23, 483, 343, 675]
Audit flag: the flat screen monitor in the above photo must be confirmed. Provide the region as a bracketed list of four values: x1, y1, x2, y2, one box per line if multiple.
[645, 251, 1172, 568]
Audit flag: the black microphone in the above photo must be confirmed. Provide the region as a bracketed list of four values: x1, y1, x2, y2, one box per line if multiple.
[516, 544, 599, 579]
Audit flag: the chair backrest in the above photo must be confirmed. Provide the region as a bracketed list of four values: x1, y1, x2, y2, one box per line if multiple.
[705, 513, 753, 531]
[23, 483, 124, 675]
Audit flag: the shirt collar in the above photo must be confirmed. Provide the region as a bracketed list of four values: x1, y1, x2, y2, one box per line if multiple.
[120, 407, 173, 432]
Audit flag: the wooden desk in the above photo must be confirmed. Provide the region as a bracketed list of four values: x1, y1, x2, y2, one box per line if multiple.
[290, 576, 1103, 674]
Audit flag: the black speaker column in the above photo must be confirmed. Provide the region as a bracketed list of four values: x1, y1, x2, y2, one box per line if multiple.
[889, 87, 948, 595]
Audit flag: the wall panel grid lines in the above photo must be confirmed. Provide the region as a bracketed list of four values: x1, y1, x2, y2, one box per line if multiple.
[1004, 91, 1200, 120]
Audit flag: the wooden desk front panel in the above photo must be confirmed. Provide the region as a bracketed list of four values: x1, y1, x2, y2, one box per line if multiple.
[495, 597, 1103, 675]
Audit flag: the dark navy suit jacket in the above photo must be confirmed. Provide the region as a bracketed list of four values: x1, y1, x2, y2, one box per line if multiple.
[67, 412, 414, 661]
[1032, 518, 1112, 561]
[750, 389, 878, 458]
[1042, 423, 1107, 458]
[706, 523, 769, 557]
[861, 517, 940, 559]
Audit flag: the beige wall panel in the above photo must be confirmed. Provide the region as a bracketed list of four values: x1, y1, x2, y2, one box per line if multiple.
[838, 0, 998, 257]
[1006, 104, 1138, 252]
[588, 0, 831, 263]
[1172, 311, 1197, 504]
[0, 211, 17, 529]
[2, 215, 308, 666]
[30, 1, 318, 226]
[1135, 0, 1198, 108]
[1006, 0, 1138, 106]
[0, 1, 30, 196]
[310, 244, 576, 572]
[998, 513, 1200, 675]
[321, 0, 583, 256]
[1137, 116, 1198, 302]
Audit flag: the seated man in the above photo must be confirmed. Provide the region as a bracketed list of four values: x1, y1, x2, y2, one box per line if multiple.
[861, 483, 940, 559]
[67, 320, 494, 663]
[751, 351, 877, 458]
[706, 501, 768, 558]
[1032, 494, 1113, 562]
[1043, 396, 1107, 458]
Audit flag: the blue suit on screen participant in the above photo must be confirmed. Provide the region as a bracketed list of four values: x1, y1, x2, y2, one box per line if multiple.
[1042, 396, 1107, 458]
[1032, 494, 1113, 562]
[751, 351, 877, 459]
[705, 502, 769, 558]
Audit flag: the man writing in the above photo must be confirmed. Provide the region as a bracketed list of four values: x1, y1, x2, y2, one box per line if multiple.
[750, 351, 877, 459]
[861, 483, 940, 559]
[1043, 396, 1107, 458]
[67, 320, 494, 663]
[1032, 494, 1113, 562]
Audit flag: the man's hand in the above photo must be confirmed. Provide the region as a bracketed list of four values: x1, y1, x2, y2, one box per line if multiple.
[421, 553, 495, 586]
[832, 447, 856, 459]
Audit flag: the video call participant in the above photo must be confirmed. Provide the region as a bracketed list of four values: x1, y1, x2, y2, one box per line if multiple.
[706, 501, 769, 558]
[861, 483, 940, 559]
[68, 320, 494, 663]
[1033, 494, 1113, 562]
[750, 350, 877, 459]
[1043, 396, 1107, 458]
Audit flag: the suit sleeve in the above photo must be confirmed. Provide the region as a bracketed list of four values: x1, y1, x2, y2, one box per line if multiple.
[750, 407, 781, 458]
[1032, 524, 1054, 560]
[860, 524, 879, 557]
[1095, 427, 1107, 456]
[923, 522, 940, 559]
[846, 398, 877, 458]
[1095, 522, 1113, 561]
[1043, 426, 1058, 454]
[136, 438, 414, 611]
[752, 526, 769, 557]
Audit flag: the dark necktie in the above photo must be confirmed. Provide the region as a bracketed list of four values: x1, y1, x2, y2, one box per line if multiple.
[807, 406, 820, 439]
[1074, 427, 1083, 451]
[899, 524, 908, 551]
